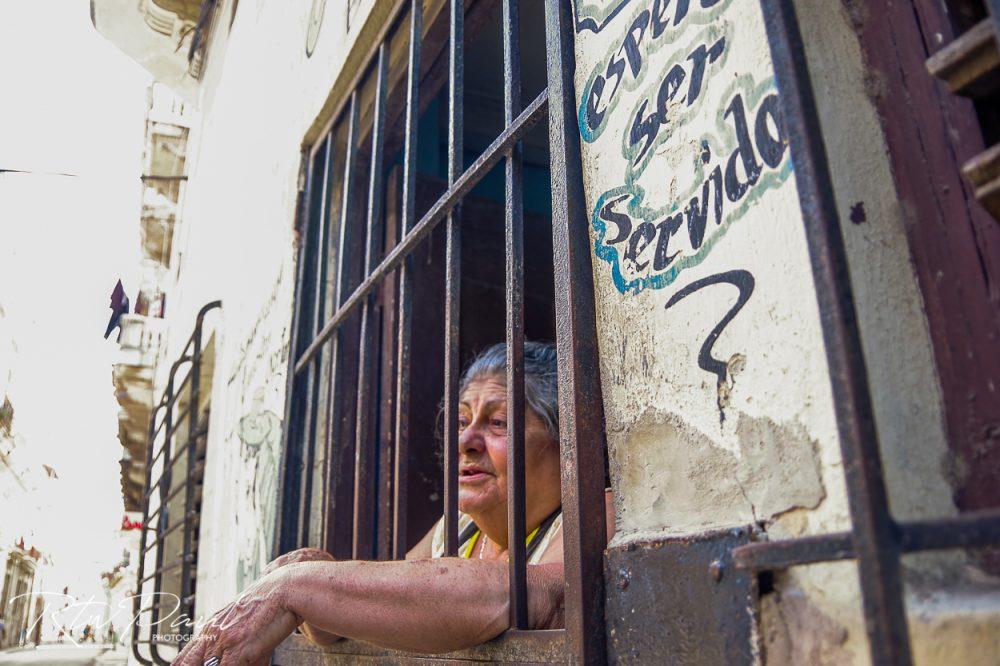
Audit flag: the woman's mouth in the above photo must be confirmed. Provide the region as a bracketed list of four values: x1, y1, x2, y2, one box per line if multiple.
[459, 468, 492, 483]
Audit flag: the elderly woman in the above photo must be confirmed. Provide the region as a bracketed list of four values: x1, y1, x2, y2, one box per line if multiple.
[176, 342, 614, 665]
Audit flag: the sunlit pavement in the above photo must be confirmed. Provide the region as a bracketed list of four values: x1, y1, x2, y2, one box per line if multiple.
[0, 644, 127, 665]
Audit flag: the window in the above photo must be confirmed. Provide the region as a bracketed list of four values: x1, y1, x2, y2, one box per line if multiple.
[273, 0, 607, 661]
[132, 302, 220, 666]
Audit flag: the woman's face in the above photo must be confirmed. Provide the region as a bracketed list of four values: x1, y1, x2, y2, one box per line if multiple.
[456, 374, 562, 520]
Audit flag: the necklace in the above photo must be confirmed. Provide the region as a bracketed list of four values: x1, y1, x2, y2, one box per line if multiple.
[478, 533, 510, 562]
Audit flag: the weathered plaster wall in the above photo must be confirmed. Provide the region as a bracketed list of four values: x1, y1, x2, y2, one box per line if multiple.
[574, 0, 845, 541]
[150, 0, 389, 619]
[573, 0, 997, 662]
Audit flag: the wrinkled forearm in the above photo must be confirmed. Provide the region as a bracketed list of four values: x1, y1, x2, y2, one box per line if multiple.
[279, 559, 563, 654]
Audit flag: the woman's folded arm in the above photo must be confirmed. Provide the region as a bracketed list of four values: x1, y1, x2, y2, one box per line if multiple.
[280, 558, 564, 654]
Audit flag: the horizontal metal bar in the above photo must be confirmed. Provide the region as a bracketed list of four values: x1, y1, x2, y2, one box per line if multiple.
[138, 556, 186, 585]
[158, 366, 195, 411]
[144, 476, 165, 500]
[733, 508, 1000, 570]
[293, 89, 549, 374]
[733, 531, 853, 570]
[143, 456, 199, 501]
[143, 518, 187, 554]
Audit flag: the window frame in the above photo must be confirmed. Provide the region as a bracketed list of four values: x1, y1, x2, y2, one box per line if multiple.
[271, 0, 608, 662]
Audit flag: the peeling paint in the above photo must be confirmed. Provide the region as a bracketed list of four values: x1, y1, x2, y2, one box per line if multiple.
[612, 409, 824, 537]
[760, 588, 855, 665]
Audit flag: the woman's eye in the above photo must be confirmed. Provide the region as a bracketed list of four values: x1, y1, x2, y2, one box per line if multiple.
[458, 416, 470, 431]
[490, 418, 507, 431]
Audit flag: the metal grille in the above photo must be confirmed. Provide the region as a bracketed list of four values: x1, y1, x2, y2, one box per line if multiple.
[733, 3, 1000, 665]
[274, 0, 607, 661]
[132, 301, 220, 666]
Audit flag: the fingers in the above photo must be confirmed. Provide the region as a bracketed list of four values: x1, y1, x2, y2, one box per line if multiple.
[173, 632, 213, 666]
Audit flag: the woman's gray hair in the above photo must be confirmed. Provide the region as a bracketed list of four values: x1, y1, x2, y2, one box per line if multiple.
[460, 341, 560, 442]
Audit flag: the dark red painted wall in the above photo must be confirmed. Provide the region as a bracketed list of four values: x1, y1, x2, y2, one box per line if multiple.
[850, 0, 1000, 519]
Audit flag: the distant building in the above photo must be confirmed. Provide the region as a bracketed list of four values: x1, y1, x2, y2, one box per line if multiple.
[0, 306, 51, 650]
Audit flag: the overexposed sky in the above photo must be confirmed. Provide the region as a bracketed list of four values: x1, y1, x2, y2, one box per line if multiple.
[0, 0, 151, 599]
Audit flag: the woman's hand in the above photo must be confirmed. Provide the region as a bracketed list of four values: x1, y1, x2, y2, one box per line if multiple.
[173, 569, 300, 666]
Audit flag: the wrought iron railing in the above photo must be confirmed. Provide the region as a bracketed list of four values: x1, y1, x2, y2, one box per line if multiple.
[132, 300, 220, 665]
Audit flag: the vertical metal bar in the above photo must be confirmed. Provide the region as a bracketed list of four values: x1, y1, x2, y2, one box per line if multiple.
[355, 47, 390, 561]
[132, 401, 163, 666]
[377, 166, 402, 561]
[759, 1, 911, 663]
[273, 152, 314, 558]
[543, 0, 608, 660]
[502, 0, 528, 630]
[297, 137, 334, 548]
[393, 0, 423, 560]
[442, 0, 463, 559]
[148, 357, 190, 666]
[327, 95, 363, 559]
[178, 323, 203, 647]
[148, 374, 174, 666]
[310, 139, 342, 550]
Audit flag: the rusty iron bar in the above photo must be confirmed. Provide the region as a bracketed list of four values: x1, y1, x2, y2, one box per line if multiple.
[328, 95, 363, 559]
[273, 151, 315, 557]
[294, 89, 548, 377]
[502, 0, 528, 631]
[442, 0, 464, 557]
[734, 508, 1000, 570]
[393, 0, 424, 560]
[355, 47, 390, 561]
[315, 132, 340, 555]
[543, 0, 609, 661]
[297, 135, 335, 550]
[760, 0, 912, 663]
[377, 167, 402, 560]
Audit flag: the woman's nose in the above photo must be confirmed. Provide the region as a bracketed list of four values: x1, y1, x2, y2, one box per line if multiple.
[458, 422, 485, 453]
